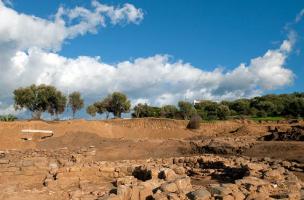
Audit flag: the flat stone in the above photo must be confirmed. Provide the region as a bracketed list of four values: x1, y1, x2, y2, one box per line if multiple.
[209, 185, 232, 196]
[0, 159, 9, 164]
[189, 188, 211, 200]
[174, 176, 192, 193]
[160, 182, 178, 193]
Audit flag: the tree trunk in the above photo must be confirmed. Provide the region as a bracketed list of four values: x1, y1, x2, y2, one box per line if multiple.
[32, 111, 42, 120]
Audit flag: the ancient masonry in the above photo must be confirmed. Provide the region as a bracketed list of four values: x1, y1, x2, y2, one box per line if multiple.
[0, 147, 303, 200]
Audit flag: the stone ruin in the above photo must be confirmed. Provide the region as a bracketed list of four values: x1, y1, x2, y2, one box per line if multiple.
[0, 147, 303, 200]
[259, 125, 304, 141]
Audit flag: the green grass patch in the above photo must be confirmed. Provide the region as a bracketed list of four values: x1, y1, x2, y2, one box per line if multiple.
[250, 116, 286, 121]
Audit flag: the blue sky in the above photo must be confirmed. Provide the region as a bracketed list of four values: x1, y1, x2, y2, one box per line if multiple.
[12, 0, 304, 91]
[0, 0, 303, 117]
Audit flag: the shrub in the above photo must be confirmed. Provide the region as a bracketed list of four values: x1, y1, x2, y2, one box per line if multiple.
[0, 115, 17, 121]
[187, 114, 202, 129]
[256, 110, 267, 117]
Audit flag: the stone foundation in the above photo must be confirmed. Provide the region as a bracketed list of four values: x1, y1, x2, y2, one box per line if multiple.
[0, 147, 303, 200]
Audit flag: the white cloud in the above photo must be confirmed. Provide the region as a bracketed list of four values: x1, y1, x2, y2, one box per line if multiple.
[0, 0, 143, 51]
[1, 43, 294, 106]
[0, 1, 298, 115]
[295, 9, 304, 23]
[0, 103, 25, 116]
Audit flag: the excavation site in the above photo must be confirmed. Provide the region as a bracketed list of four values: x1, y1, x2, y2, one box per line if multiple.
[0, 118, 303, 200]
[1, 0, 304, 199]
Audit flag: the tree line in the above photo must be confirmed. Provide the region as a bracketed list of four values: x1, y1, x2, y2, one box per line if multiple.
[131, 93, 304, 120]
[10, 84, 304, 120]
[13, 84, 84, 119]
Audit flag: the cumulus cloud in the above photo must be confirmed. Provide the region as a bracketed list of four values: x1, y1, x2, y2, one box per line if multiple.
[0, 1, 298, 116]
[0, 0, 143, 51]
[2, 43, 294, 106]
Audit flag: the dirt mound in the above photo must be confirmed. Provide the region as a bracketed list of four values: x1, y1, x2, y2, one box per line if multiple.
[107, 118, 188, 129]
[0, 118, 195, 150]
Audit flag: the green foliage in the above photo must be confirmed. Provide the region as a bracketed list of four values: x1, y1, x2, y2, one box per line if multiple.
[68, 92, 84, 118]
[90, 92, 131, 118]
[132, 103, 161, 118]
[160, 105, 178, 118]
[217, 104, 230, 120]
[0, 115, 17, 121]
[13, 84, 67, 119]
[107, 92, 131, 118]
[10, 85, 304, 121]
[230, 99, 251, 115]
[178, 101, 196, 120]
[86, 105, 97, 118]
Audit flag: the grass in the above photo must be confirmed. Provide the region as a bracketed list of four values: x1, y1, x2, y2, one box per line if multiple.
[249, 116, 286, 121]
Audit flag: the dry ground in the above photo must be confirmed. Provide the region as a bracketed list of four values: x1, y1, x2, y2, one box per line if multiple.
[0, 118, 303, 199]
[0, 118, 303, 162]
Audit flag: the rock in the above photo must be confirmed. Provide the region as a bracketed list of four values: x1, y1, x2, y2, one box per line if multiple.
[245, 192, 270, 200]
[232, 191, 245, 200]
[0, 159, 9, 164]
[167, 193, 179, 200]
[151, 168, 160, 180]
[160, 168, 179, 181]
[22, 160, 34, 167]
[263, 169, 284, 181]
[100, 194, 121, 200]
[189, 188, 211, 200]
[116, 176, 137, 186]
[173, 166, 186, 175]
[138, 182, 154, 200]
[235, 176, 268, 192]
[300, 189, 304, 200]
[174, 176, 192, 193]
[117, 185, 132, 199]
[209, 185, 232, 196]
[217, 195, 234, 200]
[161, 182, 178, 193]
[153, 192, 168, 200]
[281, 161, 292, 168]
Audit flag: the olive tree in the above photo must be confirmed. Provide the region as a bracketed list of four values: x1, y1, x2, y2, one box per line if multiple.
[14, 84, 67, 119]
[86, 105, 97, 118]
[178, 101, 196, 120]
[91, 92, 131, 118]
[107, 92, 131, 118]
[68, 92, 84, 119]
